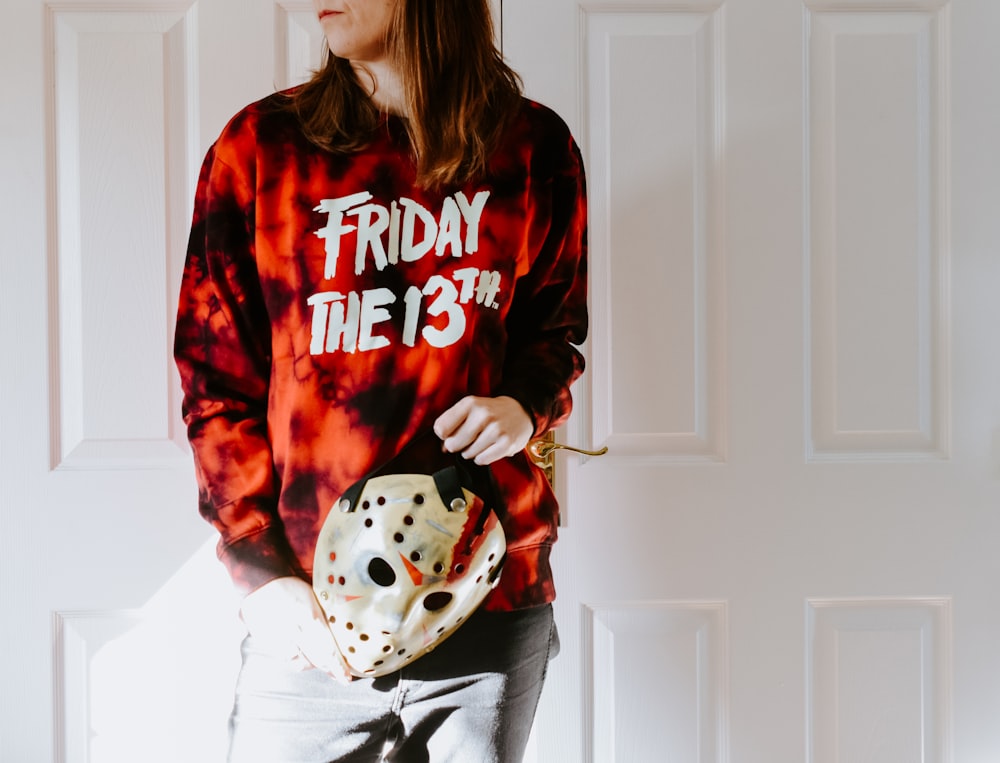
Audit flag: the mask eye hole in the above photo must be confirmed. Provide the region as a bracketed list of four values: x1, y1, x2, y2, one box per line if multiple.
[423, 592, 453, 612]
[368, 557, 397, 587]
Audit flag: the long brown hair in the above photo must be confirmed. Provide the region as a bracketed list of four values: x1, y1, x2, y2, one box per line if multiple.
[287, 0, 522, 189]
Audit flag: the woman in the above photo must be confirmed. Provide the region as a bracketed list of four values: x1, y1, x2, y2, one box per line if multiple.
[174, 0, 588, 760]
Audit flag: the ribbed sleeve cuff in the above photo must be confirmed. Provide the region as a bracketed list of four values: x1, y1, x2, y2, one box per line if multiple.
[217, 525, 301, 595]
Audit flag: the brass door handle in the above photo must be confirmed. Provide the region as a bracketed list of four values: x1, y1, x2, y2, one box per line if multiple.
[528, 438, 609, 460]
[528, 432, 608, 487]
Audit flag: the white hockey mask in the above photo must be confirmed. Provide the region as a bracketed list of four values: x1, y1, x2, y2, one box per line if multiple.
[313, 463, 506, 677]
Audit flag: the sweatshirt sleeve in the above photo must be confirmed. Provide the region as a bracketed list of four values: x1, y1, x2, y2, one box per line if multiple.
[174, 139, 299, 594]
[497, 131, 589, 436]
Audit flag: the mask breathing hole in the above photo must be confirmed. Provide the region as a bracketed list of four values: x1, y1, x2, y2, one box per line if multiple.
[423, 592, 453, 612]
[368, 557, 397, 587]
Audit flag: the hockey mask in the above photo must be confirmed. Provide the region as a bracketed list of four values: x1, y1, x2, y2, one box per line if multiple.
[313, 460, 506, 677]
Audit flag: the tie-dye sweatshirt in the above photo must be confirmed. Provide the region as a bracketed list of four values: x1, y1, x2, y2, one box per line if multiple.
[173, 91, 588, 611]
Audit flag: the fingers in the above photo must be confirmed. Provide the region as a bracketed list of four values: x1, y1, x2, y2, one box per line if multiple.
[433, 398, 468, 449]
[456, 420, 517, 465]
[240, 576, 353, 683]
[297, 614, 354, 683]
[433, 396, 533, 465]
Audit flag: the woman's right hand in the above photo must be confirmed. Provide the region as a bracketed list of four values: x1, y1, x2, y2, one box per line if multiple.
[239, 576, 353, 683]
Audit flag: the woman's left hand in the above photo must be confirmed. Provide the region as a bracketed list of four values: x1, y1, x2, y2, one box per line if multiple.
[434, 395, 534, 465]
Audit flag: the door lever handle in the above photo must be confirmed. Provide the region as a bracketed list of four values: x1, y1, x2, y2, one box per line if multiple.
[528, 438, 609, 460]
[527, 432, 608, 488]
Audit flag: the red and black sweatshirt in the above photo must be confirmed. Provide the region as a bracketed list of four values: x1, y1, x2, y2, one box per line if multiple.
[174, 91, 588, 611]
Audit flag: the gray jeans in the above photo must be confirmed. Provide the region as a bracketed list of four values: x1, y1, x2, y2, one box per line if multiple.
[227, 604, 559, 763]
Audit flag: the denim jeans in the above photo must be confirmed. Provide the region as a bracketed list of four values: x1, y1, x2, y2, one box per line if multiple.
[227, 604, 559, 763]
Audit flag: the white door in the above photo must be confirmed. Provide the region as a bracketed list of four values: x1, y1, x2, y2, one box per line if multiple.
[0, 0, 323, 760]
[4, 1, 1000, 762]
[502, 0, 1000, 761]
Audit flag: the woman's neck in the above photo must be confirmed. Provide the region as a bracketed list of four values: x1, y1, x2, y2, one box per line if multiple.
[353, 60, 406, 116]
